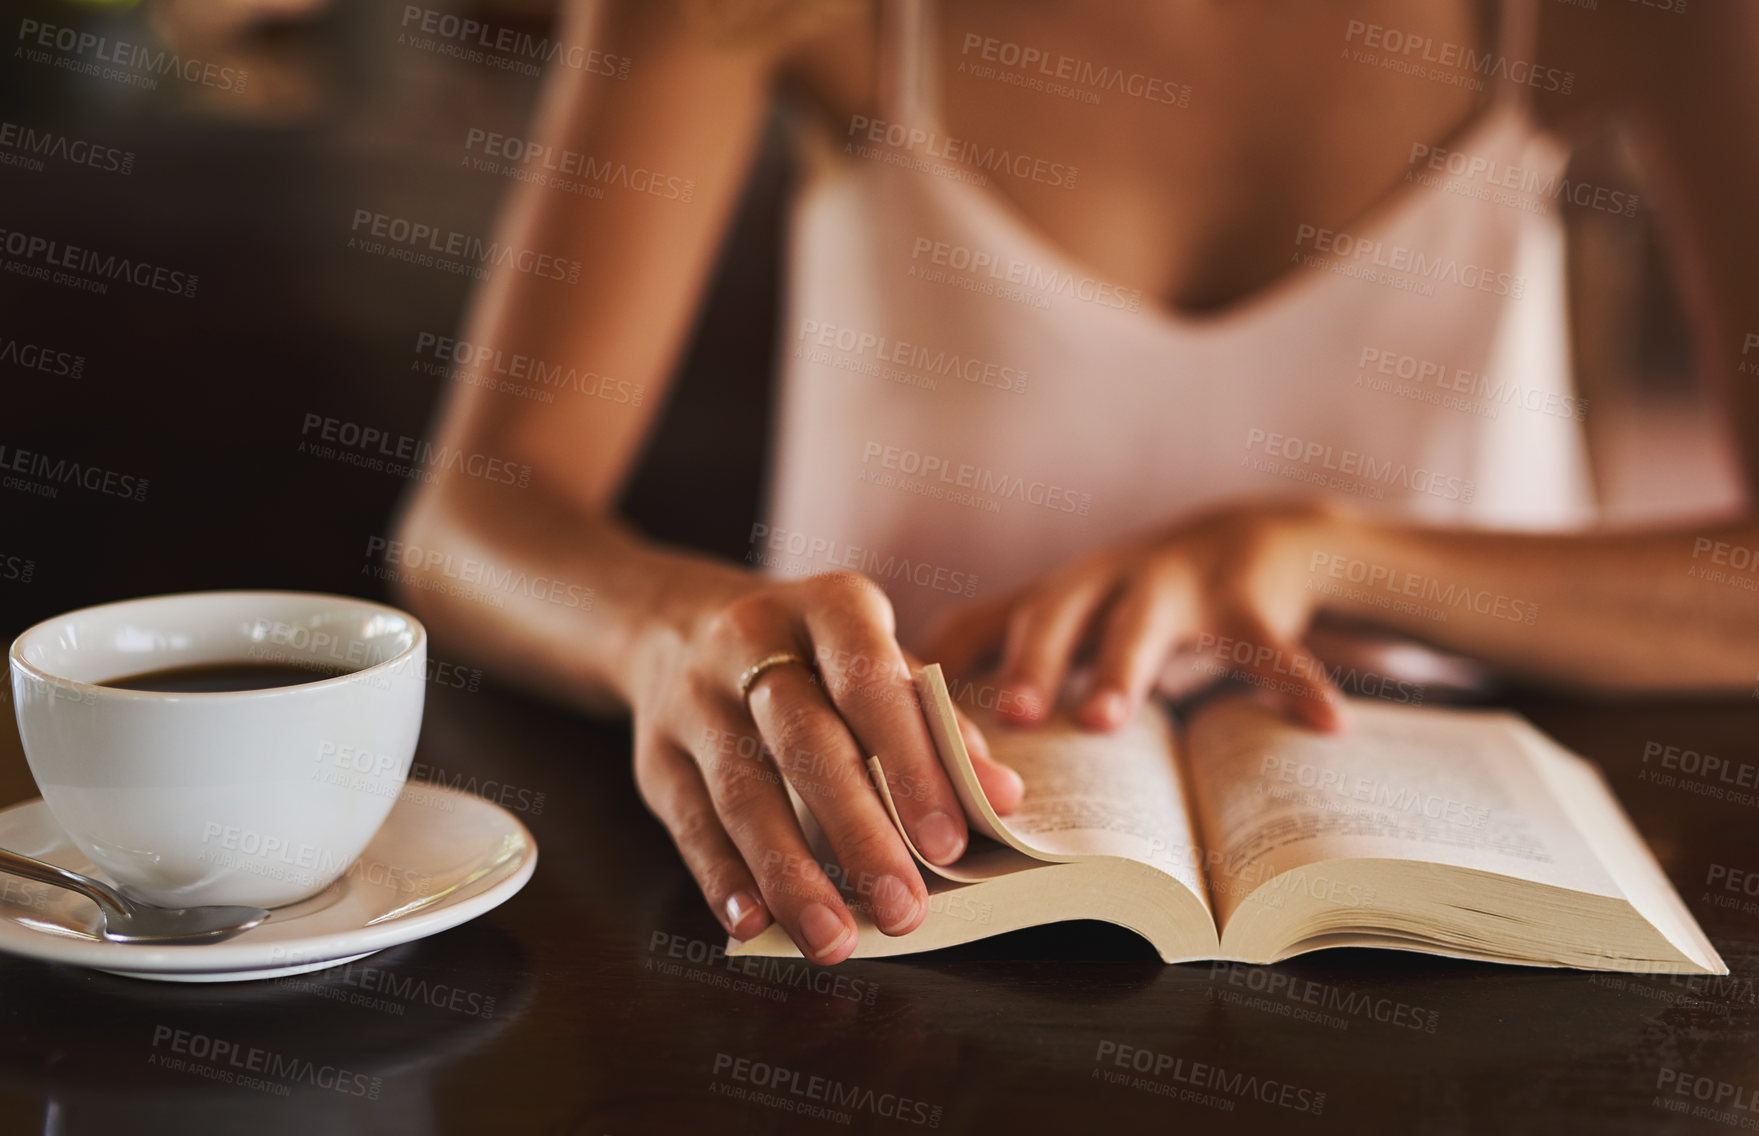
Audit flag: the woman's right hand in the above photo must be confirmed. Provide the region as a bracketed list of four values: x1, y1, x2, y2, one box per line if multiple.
[629, 569, 1024, 964]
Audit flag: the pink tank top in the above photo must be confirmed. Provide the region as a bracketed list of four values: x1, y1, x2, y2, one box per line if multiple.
[760, 0, 1598, 651]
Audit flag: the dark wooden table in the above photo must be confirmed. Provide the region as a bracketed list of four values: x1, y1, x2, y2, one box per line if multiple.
[0, 679, 1754, 1135]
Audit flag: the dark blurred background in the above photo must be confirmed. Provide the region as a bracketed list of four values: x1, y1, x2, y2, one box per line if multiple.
[0, 0, 1739, 649]
[0, 0, 789, 645]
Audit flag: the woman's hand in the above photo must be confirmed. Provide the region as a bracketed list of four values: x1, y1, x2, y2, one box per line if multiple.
[930, 500, 1355, 734]
[628, 570, 1024, 964]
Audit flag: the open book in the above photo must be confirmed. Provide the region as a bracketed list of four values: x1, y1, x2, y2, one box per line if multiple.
[730, 666, 1725, 974]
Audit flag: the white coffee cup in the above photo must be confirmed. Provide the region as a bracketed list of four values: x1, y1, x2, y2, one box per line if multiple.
[8, 591, 426, 908]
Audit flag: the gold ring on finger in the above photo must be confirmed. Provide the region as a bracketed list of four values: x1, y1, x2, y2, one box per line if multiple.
[738, 651, 808, 702]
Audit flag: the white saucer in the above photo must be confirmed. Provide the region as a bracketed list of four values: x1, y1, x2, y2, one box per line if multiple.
[0, 783, 537, 982]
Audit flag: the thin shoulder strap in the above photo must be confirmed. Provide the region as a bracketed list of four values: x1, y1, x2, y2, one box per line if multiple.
[877, 0, 940, 123]
[1493, 0, 1541, 111]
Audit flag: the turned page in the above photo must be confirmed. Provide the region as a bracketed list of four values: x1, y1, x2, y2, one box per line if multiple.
[1183, 696, 1624, 929]
[963, 696, 1212, 914]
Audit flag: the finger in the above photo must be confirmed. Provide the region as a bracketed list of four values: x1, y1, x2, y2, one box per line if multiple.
[634, 731, 771, 939]
[691, 710, 864, 963]
[997, 570, 1114, 724]
[950, 700, 1024, 813]
[805, 580, 974, 865]
[1221, 615, 1351, 733]
[1079, 571, 1197, 731]
[747, 662, 928, 936]
[926, 597, 1012, 678]
[696, 591, 878, 956]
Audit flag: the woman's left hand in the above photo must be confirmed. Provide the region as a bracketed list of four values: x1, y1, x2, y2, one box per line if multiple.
[927, 499, 1356, 733]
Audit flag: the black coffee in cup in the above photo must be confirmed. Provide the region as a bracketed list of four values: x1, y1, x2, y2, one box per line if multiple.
[101, 661, 353, 693]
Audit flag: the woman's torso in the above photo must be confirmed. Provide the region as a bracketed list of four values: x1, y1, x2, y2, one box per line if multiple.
[760, 0, 1598, 649]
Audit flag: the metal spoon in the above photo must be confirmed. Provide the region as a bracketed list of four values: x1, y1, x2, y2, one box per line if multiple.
[0, 846, 269, 945]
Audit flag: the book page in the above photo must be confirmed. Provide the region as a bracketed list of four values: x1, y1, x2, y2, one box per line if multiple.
[965, 698, 1211, 914]
[1184, 697, 1623, 929]
[1514, 726, 1725, 974]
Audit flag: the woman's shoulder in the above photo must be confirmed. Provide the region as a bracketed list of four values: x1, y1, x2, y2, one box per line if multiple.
[595, 1, 871, 79]
[586, 0, 874, 127]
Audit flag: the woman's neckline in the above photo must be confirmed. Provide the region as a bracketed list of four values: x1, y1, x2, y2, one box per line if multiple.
[874, 97, 1537, 336]
[791, 0, 1547, 334]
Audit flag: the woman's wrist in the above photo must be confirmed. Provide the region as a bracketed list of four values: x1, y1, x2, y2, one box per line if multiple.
[616, 541, 758, 711]
[1291, 501, 1491, 633]
[1275, 498, 1385, 621]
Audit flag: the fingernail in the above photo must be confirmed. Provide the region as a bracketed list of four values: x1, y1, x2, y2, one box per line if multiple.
[799, 902, 852, 960]
[872, 875, 923, 935]
[723, 891, 766, 938]
[1085, 689, 1128, 728]
[914, 811, 966, 864]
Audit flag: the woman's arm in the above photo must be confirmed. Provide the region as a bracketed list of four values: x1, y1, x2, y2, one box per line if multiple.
[391, 0, 1022, 962]
[929, 501, 1759, 739]
[1315, 515, 1759, 693]
[393, 0, 778, 714]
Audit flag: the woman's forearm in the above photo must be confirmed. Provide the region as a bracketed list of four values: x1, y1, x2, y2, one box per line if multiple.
[1312, 511, 1759, 692]
[389, 476, 751, 716]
